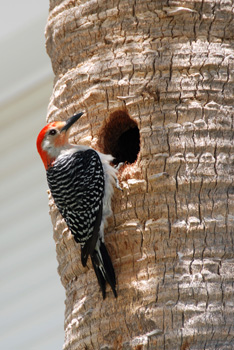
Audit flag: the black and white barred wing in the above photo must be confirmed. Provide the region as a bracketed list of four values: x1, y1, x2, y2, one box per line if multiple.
[47, 149, 105, 264]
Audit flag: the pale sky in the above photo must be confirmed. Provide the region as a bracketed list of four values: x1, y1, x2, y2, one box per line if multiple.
[0, 0, 52, 103]
[0, 0, 49, 40]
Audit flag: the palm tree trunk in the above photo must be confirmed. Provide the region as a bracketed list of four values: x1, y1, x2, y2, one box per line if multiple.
[45, 0, 234, 349]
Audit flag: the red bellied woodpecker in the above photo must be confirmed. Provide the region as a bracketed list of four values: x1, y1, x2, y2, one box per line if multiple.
[36, 112, 117, 298]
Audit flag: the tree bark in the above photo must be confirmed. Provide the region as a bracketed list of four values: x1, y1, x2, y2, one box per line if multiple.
[45, 0, 234, 349]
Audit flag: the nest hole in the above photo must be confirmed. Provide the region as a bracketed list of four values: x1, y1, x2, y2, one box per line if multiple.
[98, 110, 140, 165]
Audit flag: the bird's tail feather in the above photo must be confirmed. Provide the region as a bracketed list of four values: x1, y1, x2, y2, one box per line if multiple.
[91, 241, 117, 299]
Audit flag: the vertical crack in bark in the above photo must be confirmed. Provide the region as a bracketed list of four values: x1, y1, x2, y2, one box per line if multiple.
[175, 162, 181, 193]
[201, 226, 207, 261]
[166, 203, 172, 239]
[198, 176, 203, 223]
[166, 130, 171, 155]
[132, 0, 139, 27]
[189, 242, 195, 275]
[155, 282, 159, 304]
[174, 191, 178, 219]
[205, 281, 209, 310]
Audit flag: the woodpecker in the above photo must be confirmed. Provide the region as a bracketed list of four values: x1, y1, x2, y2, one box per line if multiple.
[36, 112, 117, 298]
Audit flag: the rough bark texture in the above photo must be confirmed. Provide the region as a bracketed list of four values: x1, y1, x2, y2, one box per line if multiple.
[45, 0, 234, 349]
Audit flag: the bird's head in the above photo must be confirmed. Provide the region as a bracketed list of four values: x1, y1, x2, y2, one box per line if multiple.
[36, 112, 83, 169]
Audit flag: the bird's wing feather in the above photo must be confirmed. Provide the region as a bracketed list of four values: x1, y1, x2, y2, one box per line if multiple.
[47, 149, 105, 250]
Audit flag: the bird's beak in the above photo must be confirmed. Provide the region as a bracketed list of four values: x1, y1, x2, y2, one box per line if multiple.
[61, 112, 84, 133]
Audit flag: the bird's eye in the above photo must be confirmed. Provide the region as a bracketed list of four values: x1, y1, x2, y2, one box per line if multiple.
[49, 129, 57, 136]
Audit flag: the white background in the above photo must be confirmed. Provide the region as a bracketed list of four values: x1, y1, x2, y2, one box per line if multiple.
[0, 1, 65, 349]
